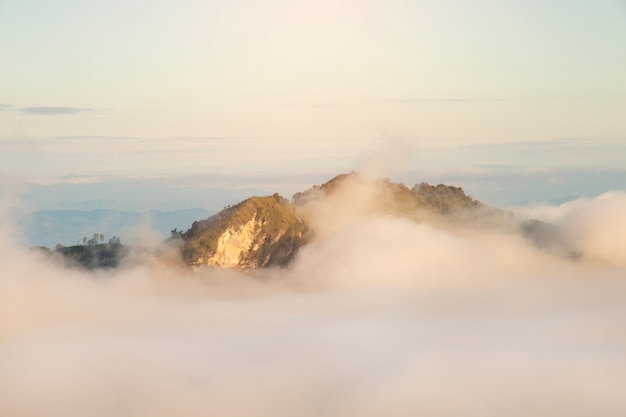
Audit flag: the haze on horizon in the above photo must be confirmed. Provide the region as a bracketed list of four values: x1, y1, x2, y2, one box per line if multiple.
[1, 0, 625, 186]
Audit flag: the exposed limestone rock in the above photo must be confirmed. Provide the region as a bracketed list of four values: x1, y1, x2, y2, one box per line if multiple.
[208, 216, 261, 267]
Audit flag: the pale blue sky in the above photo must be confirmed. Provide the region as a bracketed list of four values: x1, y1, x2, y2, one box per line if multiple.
[1, 0, 625, 183]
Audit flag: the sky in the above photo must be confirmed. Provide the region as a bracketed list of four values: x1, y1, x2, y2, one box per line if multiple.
[0, 0, 625, 203]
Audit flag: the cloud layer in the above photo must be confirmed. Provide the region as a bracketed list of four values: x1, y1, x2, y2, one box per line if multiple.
[1, 184, 626, 416]
[0, 104, 92, 115]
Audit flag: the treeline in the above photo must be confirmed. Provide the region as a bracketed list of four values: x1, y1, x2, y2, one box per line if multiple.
[74, 233, 121, 246]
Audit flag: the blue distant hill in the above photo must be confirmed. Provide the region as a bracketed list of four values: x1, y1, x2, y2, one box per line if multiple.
[19, 208, 213, 248]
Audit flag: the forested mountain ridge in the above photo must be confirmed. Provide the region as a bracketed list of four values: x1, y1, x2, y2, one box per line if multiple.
[179, 173, 492, 269]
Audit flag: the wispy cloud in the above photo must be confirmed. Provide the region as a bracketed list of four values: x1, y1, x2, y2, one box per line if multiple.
[48, 135, 139, 141]
[20, 106, 92, 116]
[380, 95, 626, 105]
[379, 97, 516, 104]
[0, 103, 13, 110]
[276, 102, 339, 109]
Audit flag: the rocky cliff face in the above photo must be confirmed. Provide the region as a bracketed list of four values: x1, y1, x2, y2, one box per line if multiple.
[180, 194, 308, 269]
[208, 215, 261, 267]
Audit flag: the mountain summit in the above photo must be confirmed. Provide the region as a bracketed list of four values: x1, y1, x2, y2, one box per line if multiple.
[179, 173, 486, 269]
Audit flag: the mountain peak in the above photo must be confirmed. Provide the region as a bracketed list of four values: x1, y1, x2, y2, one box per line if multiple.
[181, 194, 308, 269]
[178, 173, 490, 270]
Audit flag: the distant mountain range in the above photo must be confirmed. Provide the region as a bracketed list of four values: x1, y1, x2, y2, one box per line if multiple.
[19, 208, 212, 248]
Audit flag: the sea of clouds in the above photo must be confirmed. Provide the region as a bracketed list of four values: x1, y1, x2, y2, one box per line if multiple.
[1, 177, 626, 417]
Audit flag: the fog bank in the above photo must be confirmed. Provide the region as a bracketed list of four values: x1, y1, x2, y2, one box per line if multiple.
[2, 189, 626, 416]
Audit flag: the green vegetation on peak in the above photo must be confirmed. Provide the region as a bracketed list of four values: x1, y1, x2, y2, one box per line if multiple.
[35, 241, 129, 270]
[411, 182, 482, 214]
[293, 172, 482, 217]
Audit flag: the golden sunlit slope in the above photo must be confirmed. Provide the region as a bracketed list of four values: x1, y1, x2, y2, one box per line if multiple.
[180, 194, 308, 269]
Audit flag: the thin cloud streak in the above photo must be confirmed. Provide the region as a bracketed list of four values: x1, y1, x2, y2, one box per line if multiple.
[20, 107, 93, 116]
[379, 95, 626, 105]
[380, 97, 514, 104]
